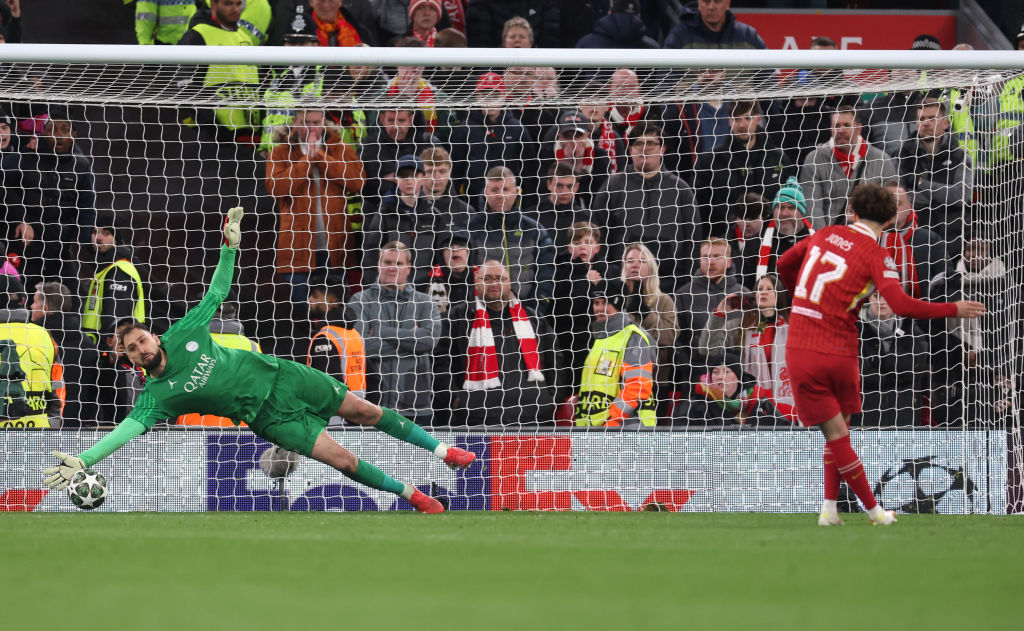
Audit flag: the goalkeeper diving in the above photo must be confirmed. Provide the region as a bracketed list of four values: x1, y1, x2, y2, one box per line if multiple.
[44, 207, 474, 513]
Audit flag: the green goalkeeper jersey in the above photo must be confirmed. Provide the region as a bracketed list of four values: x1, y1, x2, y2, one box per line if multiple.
[79, 246, 279, 466]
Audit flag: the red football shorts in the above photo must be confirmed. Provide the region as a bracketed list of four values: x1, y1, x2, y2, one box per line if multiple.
[786, 348, 862, 426]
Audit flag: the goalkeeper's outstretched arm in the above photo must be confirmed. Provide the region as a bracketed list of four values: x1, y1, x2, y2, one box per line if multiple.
[174, 206, 244, 331]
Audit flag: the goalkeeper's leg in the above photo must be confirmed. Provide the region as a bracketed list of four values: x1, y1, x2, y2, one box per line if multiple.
[337, 394, 476, 470]
[309, 431, 442, 513]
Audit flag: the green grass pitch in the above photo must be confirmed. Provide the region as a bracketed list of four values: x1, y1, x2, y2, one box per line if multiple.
[3, 512, 1021, 630]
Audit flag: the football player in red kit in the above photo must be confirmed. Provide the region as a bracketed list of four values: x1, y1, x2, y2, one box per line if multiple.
[777, 184, 985, 526]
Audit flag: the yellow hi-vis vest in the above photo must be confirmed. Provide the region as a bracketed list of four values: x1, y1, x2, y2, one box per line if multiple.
[177, 332, 261, 426]
[204, 0, 271, 45]
[192, 22, 260, 130]
[82, 259, 147, 343]
[135, 0, 197, 45]
[989, 76, 1024, 166]
[0, 322, 64, 428]
[948, 88, 979, 167]
[575, 324, 656, 427]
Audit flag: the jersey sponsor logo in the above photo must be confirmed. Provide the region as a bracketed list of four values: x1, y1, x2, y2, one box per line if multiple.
[825, 233, 853, 251]
[109, 282, 129, 292]
[184, 353, 217, 393]
[314, 344, 331, 353]
[186, 341, 199, 352]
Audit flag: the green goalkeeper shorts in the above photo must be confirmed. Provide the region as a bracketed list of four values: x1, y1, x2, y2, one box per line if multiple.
[248, 359, 349, 457]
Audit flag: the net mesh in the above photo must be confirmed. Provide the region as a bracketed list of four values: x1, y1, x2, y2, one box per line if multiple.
[0, 56, 1019, 513]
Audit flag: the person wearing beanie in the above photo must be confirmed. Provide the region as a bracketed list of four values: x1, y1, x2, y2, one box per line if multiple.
[576, 277, 656, 427]
[82, 210, 147, 346]
[408, 0, 442, 45]
[672, 349, 760, 427]
[753, 176, 814, 281]
[799, 103, 898, 228]
[910, 34, 941, 51]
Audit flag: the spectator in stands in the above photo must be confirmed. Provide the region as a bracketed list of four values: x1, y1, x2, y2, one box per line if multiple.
[527, 163, 590, 248]
[425, 230, 477, 317]
[758, 178, 812, 278]
[35, 280, 97, 424]
[467, 7, 559, 49]
[765, 73, 834, 166]
[436, 259, 563, 426]
[380, 0, 465, 44]
[799, 104, 898, 228]
[575, 277, 656, 427]
[576, 0, 658, 49]
[897, 97, 973, 247]
[500, 65, 559, 133]
[5, 106, 95, 290]
[534, 110, 613, 205]
[863, 36, 937, 157]
[428, 28, 471, 95]
[271, 0, 377, 46]
[136, 0, 197, 45]
[884, 181, 945, 296]
[306, 278, 367, 422]
[597, 122, 702, 292]
[349, 241, 441, 425]
[358, 107, 439, 199]
[382, 37, 454, 135]
[361, 154, 469, 288]
[578, 99, 627, 173]
[258, 22, 324, 156]
[330, 43, 389, 104]
[267, 108, 366, 303]
[551, 222, 613, 385]
[606, 68, 663, 138]
[672, 350, 759, 427]
[693, 100, 796, 235]
[726, 193, 768, 291]
[621, 242, 677, 413]
[854, 292, 923, 427]
[178, 0, 262, 134]
[0, 276, 64, 428]
[468, 166, 556, 314]
[419, 145, 475, 217]
[0, 0, 21, 43]
[202, 0, 272, 46]
[82, 210, 146, 347]
[664, 0, 765, 50]
[923, 231, 1010, 425]
[448, 72, 535, 197]
[700, 272, 796, 423]
[406, 0, 442, 45]
[675, 238, 747, 365]
[1017, 23, 1024, 50]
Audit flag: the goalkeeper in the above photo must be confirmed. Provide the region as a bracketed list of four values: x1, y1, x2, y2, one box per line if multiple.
[44, 207, 474, 513]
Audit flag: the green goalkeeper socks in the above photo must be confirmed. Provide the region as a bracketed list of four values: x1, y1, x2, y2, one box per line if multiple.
[345, 459, 406, 496]
[376, 407, 443, 453]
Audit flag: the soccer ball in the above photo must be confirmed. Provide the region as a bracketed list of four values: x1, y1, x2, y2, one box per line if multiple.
[67, 469, 107, 510]
[259, 446, 300, 478]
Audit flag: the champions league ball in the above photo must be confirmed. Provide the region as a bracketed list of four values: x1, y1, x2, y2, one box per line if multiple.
[67, 469, 108, 510]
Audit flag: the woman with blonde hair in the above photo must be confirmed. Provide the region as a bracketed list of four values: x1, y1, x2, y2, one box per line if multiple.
[621, 243, 678, 414]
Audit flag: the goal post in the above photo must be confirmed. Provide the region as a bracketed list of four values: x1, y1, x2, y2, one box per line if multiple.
[0, 44, 1019, 514]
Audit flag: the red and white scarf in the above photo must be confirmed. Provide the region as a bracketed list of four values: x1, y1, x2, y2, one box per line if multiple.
[882, 225, 921, 297]
[441, 0, 466, 35]
[609, 103, 643, 131]
[756, 218, 816, 280]
[830, 136, 868, 179]
[595, 120, 620, 174]
[412, 27, 437, 46]
[464, 292, 544, 390]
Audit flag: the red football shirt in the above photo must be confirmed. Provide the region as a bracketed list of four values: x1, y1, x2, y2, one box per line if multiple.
[778, 222, 955, 357]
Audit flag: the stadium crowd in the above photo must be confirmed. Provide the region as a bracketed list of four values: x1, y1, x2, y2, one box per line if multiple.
[0, 0, 1020, 430]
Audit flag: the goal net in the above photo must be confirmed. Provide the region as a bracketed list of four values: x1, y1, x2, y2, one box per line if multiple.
[0, 46, 1019, 514]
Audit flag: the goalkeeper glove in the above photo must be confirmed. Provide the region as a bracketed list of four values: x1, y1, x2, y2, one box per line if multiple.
[43, 451, 86, 491]
[222, 206, 244, 248]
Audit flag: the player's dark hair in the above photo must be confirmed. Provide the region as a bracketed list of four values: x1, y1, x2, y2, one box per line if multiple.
[117, 320, 151, 340]
[627, 122, 663, 144]
[849, 183, 897, 225]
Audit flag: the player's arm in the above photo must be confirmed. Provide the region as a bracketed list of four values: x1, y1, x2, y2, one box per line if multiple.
[776, 237, 810, 293]
[174, 207, 244, 331]
[43, 396, 162, 489]
[870, 252, 985, 320]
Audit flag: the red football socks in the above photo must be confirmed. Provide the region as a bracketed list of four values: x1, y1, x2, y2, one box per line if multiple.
[823, 445, 841, 502]
[825, 435, 878, 511]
